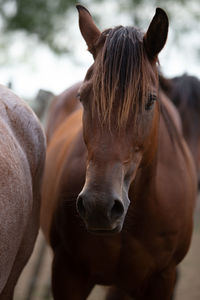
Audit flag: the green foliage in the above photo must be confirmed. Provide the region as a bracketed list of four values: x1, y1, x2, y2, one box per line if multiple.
[0, 0, 77, 53]
[0, 0, 199, 54]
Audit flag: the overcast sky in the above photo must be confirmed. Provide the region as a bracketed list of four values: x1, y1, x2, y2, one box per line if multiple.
[0, 1, 199, 100]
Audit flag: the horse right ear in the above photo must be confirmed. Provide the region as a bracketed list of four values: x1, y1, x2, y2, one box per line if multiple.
[143, 8, 168, 61]
[76, 5, 101, 58]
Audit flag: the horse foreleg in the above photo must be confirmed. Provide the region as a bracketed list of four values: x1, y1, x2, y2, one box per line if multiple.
[141, 266, 177, 300]
[171, 268, 180, 300]
[52, 245, 94, 300]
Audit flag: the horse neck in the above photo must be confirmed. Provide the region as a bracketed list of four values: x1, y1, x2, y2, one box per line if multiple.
[128, 109, 160, 207]
[128, 97, 178, 208]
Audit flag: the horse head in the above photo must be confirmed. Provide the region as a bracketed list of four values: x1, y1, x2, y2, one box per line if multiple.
[76, 5, 168, 234]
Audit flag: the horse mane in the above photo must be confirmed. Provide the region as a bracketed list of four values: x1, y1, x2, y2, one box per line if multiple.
[93, 26, 158, 129]
[159, 98, 188, 160]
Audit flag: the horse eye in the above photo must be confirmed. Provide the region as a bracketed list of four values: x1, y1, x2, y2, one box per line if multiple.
[145, 94, 157, 111]
[76, 93, 82, 102]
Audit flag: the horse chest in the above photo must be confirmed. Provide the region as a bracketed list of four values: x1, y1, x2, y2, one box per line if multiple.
[77, 230, 175, 292]
[63, 202, 178, 289]
[115, 236, 156, 290]
[74, 233, 156, 288]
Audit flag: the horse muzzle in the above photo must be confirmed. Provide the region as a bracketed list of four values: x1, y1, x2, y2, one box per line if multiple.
[76, 190, 127, 235]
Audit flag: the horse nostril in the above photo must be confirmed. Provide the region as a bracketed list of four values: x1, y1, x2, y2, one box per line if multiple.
[76, 196, 86, 218]
[111, 199, 124, 220]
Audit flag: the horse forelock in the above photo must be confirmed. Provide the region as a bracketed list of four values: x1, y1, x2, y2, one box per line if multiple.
[92, 26, 157, 129]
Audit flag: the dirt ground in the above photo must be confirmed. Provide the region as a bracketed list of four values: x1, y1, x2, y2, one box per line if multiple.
[14, 197, 200, 300]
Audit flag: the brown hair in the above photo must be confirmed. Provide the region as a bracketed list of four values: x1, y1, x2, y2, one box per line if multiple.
[92, 26, 157, 129]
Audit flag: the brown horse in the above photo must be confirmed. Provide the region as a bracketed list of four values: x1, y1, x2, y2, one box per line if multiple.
[0, 85, 45, 299]
[46, 82, 82, 143]
[160, 73, 200, 184]
[41, 6, 197, 300]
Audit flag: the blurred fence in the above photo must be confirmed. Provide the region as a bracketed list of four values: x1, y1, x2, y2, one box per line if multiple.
[26, 89, 55, 123]
[14, 232, 53, 300]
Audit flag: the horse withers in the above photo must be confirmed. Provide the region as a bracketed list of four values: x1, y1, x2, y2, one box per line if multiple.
[41, 6, 196, 300]
[0, 85, 45, 299]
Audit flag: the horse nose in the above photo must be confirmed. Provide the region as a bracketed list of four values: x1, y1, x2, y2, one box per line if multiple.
[110, 199, 124, 220]
[76, 194, 86, 219]
[76, 192, 125, 226]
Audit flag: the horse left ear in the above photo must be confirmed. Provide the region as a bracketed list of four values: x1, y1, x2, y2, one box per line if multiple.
[143, 8, 168, 61]
[76, 5, 101, 57]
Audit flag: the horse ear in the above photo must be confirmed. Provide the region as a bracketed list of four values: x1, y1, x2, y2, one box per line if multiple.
[76, 5, 101, 57]
[143, 8, 168, 61]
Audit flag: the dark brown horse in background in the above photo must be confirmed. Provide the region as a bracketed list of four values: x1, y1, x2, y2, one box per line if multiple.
[41, 6, 196, 300]
[160, 74, 200, 184]
[0, 85, 45, 299]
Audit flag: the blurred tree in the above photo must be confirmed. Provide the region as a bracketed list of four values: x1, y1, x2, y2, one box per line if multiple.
[0, 0, 77, 53]
[0, 0, 199, 54]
